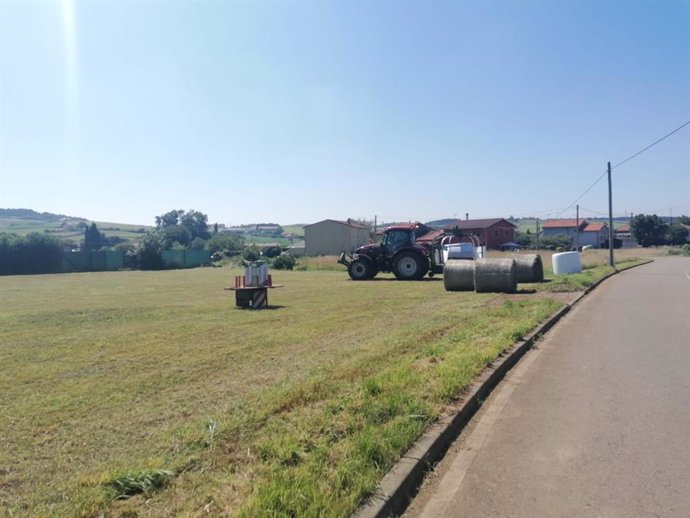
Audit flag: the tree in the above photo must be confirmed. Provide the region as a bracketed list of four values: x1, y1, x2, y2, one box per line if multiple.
[83, 222, 104, 250]
[155, 210, 184, 228]
[262, 245, 283, 258]
[206, 233, 244, 256]
[179, 210, 210, 240]
[136, 231, 165, 270]
[272, 254, 295, 270]
[666, 223, 689, 246]
[631, 214, 668, 247]
[540, 235, 572, 250]
[189, 237, 207, 251]
[0, 232, 63, 275]
[241, 245, 261, 262]
[160, 225, 192, 248]
[678, 215, 690, 225]
[154, 209, 211, 245]
[515, 232, 536, 248]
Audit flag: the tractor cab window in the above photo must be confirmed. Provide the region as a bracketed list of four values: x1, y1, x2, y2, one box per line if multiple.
[384, 230, 411, 255]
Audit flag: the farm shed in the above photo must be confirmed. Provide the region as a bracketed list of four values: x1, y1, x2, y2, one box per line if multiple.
[614, 225, 637, 248]
[443, 218, 517, 249]
[304, 219, 371, 256]
[285, 241, 306, 257]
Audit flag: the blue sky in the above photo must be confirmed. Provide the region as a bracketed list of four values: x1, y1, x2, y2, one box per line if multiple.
[0, 0, 688, 226]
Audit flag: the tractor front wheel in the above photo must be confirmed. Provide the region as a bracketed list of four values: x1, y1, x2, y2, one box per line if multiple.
[392, 252, 427, 280]
[348, 258, 374, 280]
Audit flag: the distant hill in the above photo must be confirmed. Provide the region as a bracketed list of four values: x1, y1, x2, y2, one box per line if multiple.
[425, 218, 457, 228]
[0, 208, 150, 242]
[0, 208, 83, 222]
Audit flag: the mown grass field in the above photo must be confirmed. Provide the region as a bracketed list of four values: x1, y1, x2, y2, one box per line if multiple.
[0, 249, 656, 517]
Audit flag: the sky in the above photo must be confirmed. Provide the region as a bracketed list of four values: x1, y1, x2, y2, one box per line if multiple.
[0, 0, 688, 226]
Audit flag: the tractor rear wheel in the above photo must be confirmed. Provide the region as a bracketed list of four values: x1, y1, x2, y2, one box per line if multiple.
[392, 252, 427, 280]
[348, 258, 373, 280]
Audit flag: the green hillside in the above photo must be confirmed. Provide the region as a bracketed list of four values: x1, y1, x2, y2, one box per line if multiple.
[0, 209, 151, 242]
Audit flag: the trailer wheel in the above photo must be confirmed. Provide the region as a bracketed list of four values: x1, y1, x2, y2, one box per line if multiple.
[392, 252, 427, 280]
[348, 258, 373, 280]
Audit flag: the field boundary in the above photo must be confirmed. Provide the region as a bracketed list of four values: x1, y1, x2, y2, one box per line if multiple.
[352, 259, 654, 518]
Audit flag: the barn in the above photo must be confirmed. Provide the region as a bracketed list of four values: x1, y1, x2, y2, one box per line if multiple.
[443, 218, 517, 249]
[304, 219, 371, 256]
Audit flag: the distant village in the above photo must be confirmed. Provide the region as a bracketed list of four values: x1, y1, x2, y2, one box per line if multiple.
[281, 216, 671, 257]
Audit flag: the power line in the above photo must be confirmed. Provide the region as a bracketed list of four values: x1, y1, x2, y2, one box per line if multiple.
[555, 171, 607, 217]
[579, 205, 611, 216]
[555, 119, 690, 218]
[611, 120, 690, 170]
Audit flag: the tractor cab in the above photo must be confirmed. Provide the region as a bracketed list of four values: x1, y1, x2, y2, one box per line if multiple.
[382, 227, 415, 256]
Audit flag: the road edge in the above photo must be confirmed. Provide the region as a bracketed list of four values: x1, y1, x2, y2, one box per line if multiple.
[352, 259, 654, 518]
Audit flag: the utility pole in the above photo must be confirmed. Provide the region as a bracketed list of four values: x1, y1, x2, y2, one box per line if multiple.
[536, 219, 540, 250]
[374, 215, 377, 235]
[575, 205, 580, 252]
[629, 212, 634, 249]
[608, 161, 614, 267]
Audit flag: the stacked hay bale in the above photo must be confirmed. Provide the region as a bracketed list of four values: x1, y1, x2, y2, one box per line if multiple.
[514, 254, 544, 283]
[474, 258, 517, 293]
[443, 260, 475, 291]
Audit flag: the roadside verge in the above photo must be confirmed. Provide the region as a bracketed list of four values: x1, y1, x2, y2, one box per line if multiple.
[352, 259, 654, 518]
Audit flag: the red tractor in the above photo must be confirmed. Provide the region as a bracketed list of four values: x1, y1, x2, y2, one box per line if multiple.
[338, 223, 456, 281]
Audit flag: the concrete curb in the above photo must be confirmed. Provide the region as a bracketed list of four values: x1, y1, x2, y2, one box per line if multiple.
[352, 259, 654, 518]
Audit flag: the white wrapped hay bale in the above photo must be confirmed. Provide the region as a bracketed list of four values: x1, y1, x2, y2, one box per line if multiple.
[443, 260, 475, 291]
[474, 258, 517, 293]
[514, 254, 544, 283]
[552, 251, 582, 275]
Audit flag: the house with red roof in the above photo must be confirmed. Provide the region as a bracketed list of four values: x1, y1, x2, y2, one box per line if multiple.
[442, 218, 517, 249]
[580, 222, 609, 248]
[541, 219, 588, 239]
[542, 219, 609, 248]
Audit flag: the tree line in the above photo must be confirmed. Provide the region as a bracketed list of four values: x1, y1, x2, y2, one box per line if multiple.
[630, 214, 689, 247]
[0, 208, 295, 275]
[0, 233, 64, 275]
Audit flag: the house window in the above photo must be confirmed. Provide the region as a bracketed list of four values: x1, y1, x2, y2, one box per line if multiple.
[494, 230, 498, 237]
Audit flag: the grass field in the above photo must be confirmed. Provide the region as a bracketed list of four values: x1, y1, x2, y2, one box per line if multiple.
[0, 217, 151, 242]
[0, 249, 656, 517]
[281, 225, 305, 237]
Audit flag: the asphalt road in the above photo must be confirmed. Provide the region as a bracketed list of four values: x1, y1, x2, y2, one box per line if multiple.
[405, 257, 690, 518]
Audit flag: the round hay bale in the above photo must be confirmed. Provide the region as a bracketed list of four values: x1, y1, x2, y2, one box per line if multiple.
[474, 258, 517, 293]
[443, 260, 475, 291]
[514, 254, 544, 283]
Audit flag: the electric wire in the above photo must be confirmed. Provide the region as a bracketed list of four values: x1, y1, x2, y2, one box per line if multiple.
[555, 120, 690, 218]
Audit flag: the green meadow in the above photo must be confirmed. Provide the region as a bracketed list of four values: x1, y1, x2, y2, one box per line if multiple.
[0, 250, 652, 517]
